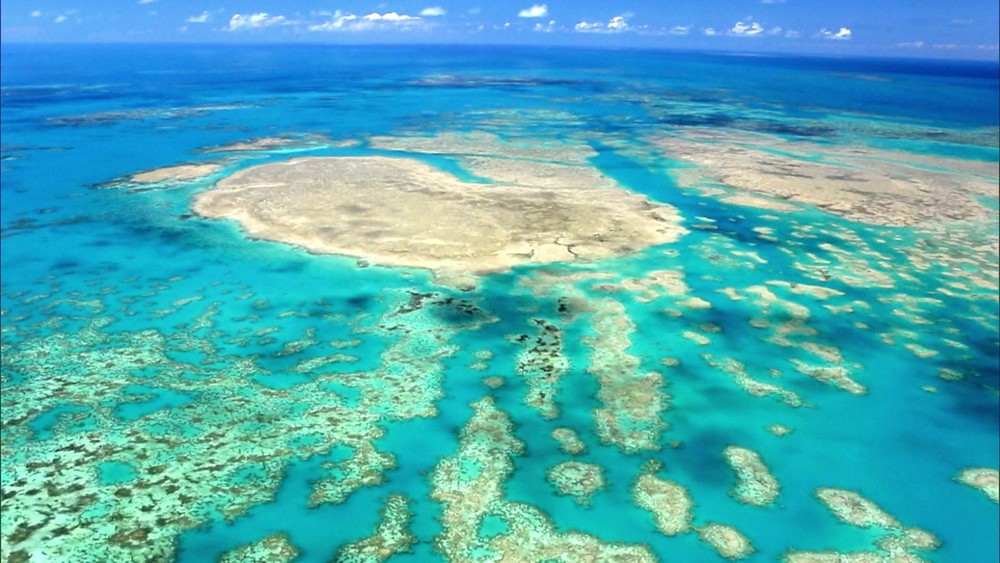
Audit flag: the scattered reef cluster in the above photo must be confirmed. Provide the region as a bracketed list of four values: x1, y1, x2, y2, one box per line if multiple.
[3, 103, 997, 562]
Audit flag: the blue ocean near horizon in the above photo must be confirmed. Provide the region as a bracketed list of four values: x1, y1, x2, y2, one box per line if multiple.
[1, 43, 998, 562]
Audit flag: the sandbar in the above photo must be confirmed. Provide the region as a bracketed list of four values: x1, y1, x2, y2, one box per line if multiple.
[130, 163, 222, 184]
[193, 156, 685, 275]
[955, 467, 999, 503]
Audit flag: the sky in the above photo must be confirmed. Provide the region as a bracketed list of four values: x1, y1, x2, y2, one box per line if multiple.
[2, 1, 999, 60]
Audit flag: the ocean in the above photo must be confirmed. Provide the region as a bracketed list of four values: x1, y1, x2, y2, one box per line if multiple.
[1, 44, 998, 562]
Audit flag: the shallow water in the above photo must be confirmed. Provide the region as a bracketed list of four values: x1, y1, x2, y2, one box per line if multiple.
[2, 44, 998, 562]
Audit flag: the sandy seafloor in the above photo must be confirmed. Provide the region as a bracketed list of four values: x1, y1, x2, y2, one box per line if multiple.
[1, 44, 998, 562]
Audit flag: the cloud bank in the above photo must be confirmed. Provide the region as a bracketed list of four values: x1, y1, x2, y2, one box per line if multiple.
[308, 11, 426, 32]
[228, 13, 287, 31]
[575, 15, 629, 34]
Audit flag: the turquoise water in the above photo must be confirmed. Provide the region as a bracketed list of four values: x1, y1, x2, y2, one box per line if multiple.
[2, 45, 998, 561]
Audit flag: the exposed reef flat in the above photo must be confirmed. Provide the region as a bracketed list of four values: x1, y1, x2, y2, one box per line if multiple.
[546, 461, 607, 506]
[814, 488, 903, 529]
[95, 162, 224, 192]
[551, 427, 587, 455]
[97, 134, 359, 193]
[130, 163, 222, 184]
[334, 494, 416, 561]
[370, 131, 617, 190]
[45, 103, 247, 127]
[516, 270, 673, 453]
[430, 397, 654, 561]
[5, 44, 1000, 563]
[697, 523, 755, 560]
[955, 467, 999, 503]
[786, 488, 941, 561]
[631, 474, 694, 536]
[724, 445, 780, 507]
[196, 134, 356, 154]
[508, 318, 569, 419]
[655, 128, 999, 226]
[193, 156, 685, 276]
[220, 533, 299, 563]
[0, 287, 493, 560]
[369, 131, 595, 165]
[702, 354, 803, 408]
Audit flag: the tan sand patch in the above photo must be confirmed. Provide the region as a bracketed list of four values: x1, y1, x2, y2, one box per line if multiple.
[654, 129, 998, 226]
[130, 163, 222, 183]
[194, 156, 685, 275]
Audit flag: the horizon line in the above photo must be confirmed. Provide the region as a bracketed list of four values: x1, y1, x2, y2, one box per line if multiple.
[2, 41, 998, 65]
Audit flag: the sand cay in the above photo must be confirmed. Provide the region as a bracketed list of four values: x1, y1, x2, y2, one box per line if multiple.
[193, 156, 686, 275]
[129, 163, 222, 184]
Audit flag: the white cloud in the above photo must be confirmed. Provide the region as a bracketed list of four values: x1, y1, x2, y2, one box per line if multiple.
[785, 29, 801, 38]
[518, 4, 548, 18]
[138, 0, 156, 4]
[819, 27, 852, 40]
[766, 26, 782, 35]
[420, 7, 446, 17]
[187, 11, 211, 23]
[228, 13, 288, 31]
[54, 15, 68, 23]
[364, 12, 420, 23]
[574, 15, 630, 34]
[607, 16, 629, 31]
[730, 21, 765, 36]
[669, 25, 690, 36]
[897, 41, 924, 48]
[309, 10, 426, 32]
[309, 11, 355, 31]
[468, 7, 481, 15]
[30, 10, 41, 17]
[704, 27, 719, 36]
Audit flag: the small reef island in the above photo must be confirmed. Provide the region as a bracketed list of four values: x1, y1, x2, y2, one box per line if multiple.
[192, 150, 686, 281]
[1, 40, 998, 563]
